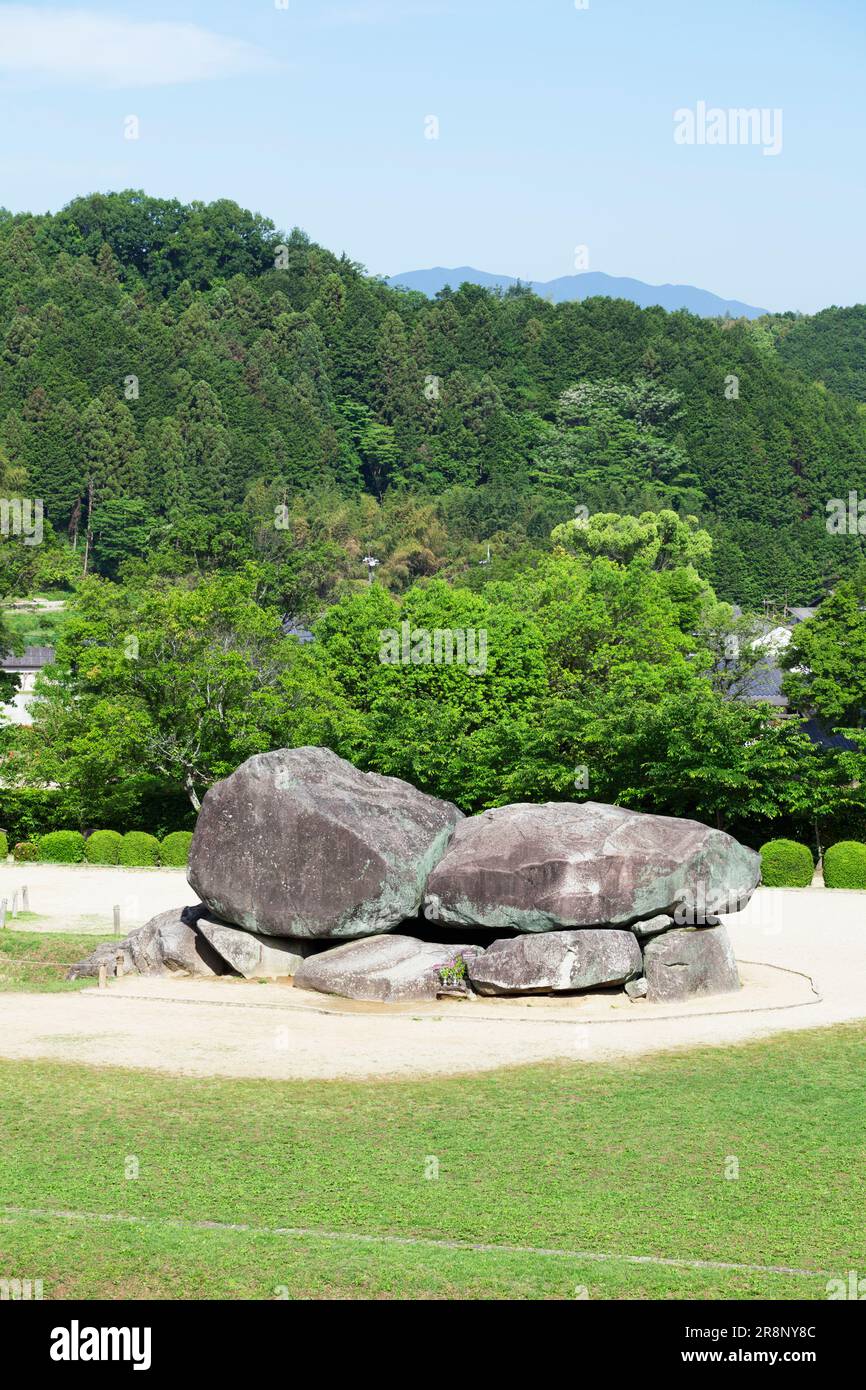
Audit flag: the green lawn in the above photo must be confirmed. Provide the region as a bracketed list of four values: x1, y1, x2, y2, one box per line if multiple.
[0, 930, 114, 992]
[1, 1021, 865, 1299]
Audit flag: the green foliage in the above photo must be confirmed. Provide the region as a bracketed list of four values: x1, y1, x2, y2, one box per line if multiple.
[552, 508, 713, 574]
[0, 830, 7, 859]
[21, 566, 294, 817]
[4, 188, 866, 844]
[534, 380, 701, 507]
[438, 953, 469, 989]
[159, 830, 194, 866]
[38, 829, 86, 864]
[84, 829, 124, 865]
[0, 786, 191, 842]
[774, 305, 866, 402]
[118, 831, 161, 867]
[782, 584, 866, 730]
[13, 842, 38, 861]
[0, 192, 864, 603]
[759, 839, 815, 887]
[822, 840, 866, 889]
[16, 534, 866, 838]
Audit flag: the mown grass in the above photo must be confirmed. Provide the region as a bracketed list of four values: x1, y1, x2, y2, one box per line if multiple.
[1, 1022, 865, 1299]
[0, 930, 113, 992]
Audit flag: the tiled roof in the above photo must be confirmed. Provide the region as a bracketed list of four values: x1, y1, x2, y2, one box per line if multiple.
[0, 645, 55, 671]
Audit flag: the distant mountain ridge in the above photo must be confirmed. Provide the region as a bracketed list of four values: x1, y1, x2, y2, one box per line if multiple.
[387, 266, 768, 319]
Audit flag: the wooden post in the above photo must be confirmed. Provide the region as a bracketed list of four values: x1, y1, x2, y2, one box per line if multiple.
[113, 905, 121, 937]
[98, 964, 107, 989]
[11, 891, 17, 918]
[0, 898, 6, 929]
[22, 885, 29, 913]
[115, 952, 124, 979]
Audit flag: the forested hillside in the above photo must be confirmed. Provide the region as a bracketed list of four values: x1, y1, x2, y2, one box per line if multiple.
[773, 304, 866, 405]
[1, 190, 865, 609]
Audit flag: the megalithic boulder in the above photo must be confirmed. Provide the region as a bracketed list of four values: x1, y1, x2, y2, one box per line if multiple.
[293, 934, 484, 1003]
[424, 801, 760, 932]
[188, 747, 463, 939]
[468, 929, 642, 995]
[643, 925, 741, 1001]
[196, 917, 325, 978]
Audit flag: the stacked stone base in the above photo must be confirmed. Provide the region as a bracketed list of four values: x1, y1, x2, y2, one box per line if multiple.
[70, 910, 740, 1005]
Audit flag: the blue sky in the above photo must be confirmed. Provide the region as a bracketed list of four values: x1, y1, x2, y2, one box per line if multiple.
[0, 0, 863, 312]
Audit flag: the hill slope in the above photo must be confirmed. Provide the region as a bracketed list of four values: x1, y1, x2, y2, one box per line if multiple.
[773, 305, 866, 402]
[0, 190, 863, 607]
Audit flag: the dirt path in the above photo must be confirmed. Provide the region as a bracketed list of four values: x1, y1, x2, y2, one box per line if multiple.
[1, 888, 864, 1081]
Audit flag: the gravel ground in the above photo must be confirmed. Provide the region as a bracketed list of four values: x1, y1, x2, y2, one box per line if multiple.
[0, 862, 194, 932]
[0, 886, 863, 1080]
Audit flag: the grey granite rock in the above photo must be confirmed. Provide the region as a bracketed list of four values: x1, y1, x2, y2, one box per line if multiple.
[632, 914, 674, 938]
[467, 929, 642, 995]
[196, 917, 324, 979]
[188, 747, 463, 939]
[293, 934, 483, 1003]
[68, 909, 230, 980]
[643, 925, 740, 1002]
[425, 801, 759, 932]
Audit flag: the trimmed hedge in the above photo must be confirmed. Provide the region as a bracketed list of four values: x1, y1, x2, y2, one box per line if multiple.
[160, 830, 194, 867]
[38, 830, 86, 864]
[4, 825, 191, 866]
[119, 831, 161, 867]
[759, 839, 814, 888]
[823, 840, 866, 890]
[85, 829, 124, 866]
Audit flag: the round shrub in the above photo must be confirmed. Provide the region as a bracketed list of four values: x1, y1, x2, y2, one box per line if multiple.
[38, 829, 86, 864]
[0, 831, 7, 860]
[823, 840, 866, 890]
[12, 841, 37, 862]
[85, 829, 124, 866]
[119, 831, 161, 867]
[759, 839, 814, 888]
[160, 830, 194, 867]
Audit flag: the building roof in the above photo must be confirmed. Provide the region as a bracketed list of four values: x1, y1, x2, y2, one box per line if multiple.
[0, 645, 55, 672]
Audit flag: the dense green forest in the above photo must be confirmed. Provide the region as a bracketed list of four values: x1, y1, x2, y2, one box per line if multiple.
[773, 305, 866, 405]
[1, 191, 865, 847]
[0, 190, 864, 610]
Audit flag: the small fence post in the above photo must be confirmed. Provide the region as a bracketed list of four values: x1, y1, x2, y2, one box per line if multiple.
[115, 952, 124, 979]
[98, 964, 107, 989]
[22, 885, 29, 913]
[0, 898, 6, 930]
[113, 905, 121, 938]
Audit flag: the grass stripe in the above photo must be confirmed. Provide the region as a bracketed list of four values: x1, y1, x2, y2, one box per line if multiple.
[1, 1205, 834, 1281]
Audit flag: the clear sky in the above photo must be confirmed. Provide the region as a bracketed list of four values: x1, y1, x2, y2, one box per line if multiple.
[0, 0, 862, 313]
